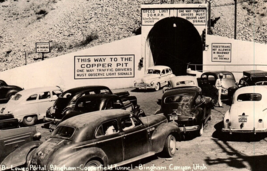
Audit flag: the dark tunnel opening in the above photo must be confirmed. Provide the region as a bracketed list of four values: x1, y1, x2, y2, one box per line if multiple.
[147, 17, 203, 76]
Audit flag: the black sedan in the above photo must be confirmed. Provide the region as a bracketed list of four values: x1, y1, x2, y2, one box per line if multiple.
[0, 80, 22, 104]
[50, 94, 145, 128]
[157, 86, 213, 136]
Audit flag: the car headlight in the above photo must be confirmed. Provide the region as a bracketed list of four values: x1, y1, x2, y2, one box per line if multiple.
[150, 82, 154, 86]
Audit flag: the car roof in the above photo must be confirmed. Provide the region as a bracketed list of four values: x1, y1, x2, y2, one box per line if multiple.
[147, 65, 170, 70]
[163, 86, 200, 97]
[16, 86, 61, 95]
[59, 109, 130, 129]
[170, 75, 197, 82]
[233, 86, 267, 101]
[64, 86, 111, 94]
[243, 70, 267, 77]
[202, 71, 233, 75]
[77, 94, 118, 101]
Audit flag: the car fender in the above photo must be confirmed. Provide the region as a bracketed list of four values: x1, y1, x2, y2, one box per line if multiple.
[1, 141, 42, 170]
[51, 147, 108, 169]
[12, 107, 38, 121]
[151, 122, 180, 153]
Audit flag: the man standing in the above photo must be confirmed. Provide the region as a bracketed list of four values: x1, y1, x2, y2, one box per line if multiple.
[215, 73, 224, 107]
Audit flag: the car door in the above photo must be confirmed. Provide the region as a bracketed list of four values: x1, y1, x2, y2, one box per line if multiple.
[95, 119, 123, 164]
[37, 90, 55, 118]
[120, 116, 149, 160]
[160, 69, 168, 86]
[0, 126, 36, 162]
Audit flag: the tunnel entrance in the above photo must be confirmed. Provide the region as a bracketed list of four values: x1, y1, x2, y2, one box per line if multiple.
[146, 17, 203, 76]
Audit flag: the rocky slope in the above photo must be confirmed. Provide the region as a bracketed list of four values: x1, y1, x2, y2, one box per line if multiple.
[0, 0, 266, 71]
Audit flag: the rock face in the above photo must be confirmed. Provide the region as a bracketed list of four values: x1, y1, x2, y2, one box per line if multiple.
[0, 0, 265, 71]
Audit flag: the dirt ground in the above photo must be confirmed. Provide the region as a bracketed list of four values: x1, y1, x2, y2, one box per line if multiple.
[3, 87, 267, 171]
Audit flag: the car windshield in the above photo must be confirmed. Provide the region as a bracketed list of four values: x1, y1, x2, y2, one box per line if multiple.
[164, 93, 194, 104]
[147, 69, 161, 74]
[53, 126, 75, 138]
[224, 74, 234, 79]
[76, 99, 102, 112]
[176, 80, 196, 86]
[237, 93, 262, 101]
[11, 94, 22, 101]
[59, 92, 73, 99]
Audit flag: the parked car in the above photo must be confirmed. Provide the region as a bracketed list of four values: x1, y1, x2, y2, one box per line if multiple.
[1, 86, 62, 126]
[48, 94, 145, 130]
[44, 86, 130, 128]
[163, 75, 198, 93]
[228, 70, 267, 99]
[134, 65, 175, 91]
[0, 80, 23, 104]
[222, 86, 267, 134]
[197, 71, 236, 103]
[157, 86, 213, 136]
[1, 109, 180, 170]
[0, 114, 41, 162]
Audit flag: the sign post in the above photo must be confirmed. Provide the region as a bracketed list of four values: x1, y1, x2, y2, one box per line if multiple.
[36, 42, 50, 60]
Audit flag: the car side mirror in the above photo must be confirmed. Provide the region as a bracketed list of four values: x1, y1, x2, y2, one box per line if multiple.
[157, 99, 162, 105]
[33, 132, 42, 140]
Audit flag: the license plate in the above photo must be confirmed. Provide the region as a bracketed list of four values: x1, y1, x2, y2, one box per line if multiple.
[170, 115, 178, 121]
[239, 117, 247, 122]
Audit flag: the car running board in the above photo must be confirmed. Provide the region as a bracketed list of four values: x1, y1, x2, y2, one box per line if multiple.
[110, 152, 155, 168]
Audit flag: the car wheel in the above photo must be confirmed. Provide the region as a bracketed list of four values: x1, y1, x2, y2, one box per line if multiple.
[155, 83, 160, 91]
[197, 123, 204, 136]
[23, 115, 37, 126]
[85, 160, 103, 171]
[162, 134, 176, 157]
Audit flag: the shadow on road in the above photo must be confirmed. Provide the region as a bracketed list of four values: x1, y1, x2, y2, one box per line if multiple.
[205, 139, 267, 171]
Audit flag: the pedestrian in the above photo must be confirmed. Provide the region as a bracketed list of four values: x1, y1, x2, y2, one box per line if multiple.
[215, 73, 224, 107]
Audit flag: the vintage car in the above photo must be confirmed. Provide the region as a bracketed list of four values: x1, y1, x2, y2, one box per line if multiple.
[134, 65, 175, 91]
[0, 80, 23, 104]
[228, 70, 267, 99]
[48, 94, 145, 129]
[0, 114, 41, 162]
[222, 86, 267, 134]
[44, 86, 130, 126]
[1, 109, 180, 170]
[157, 86, 212, 136]
[197, 71, 236, 103]
[1, 86, 62, 126]
[163, 75, 198, 93]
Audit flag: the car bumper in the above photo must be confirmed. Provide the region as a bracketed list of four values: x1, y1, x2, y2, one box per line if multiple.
[222, 128, 267, 133]
[43, 116, 61, 124]
[180, 125, 200, 133]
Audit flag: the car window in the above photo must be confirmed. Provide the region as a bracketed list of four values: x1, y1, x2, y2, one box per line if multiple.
[53, 126, 75, 138]
[147, 69, 160, 74]
[164, 93, 194, 104]
[169, 68, 172, 74]
[61, 92, 72, 98]
[76, 99, 101, 112]
[12, 94, 22, 101]
[96, 120, 119, 137]
[39, 91, 51, 100]
[166, 69, 169, 74]
[112, 99, 124, 109]
[237, 93, 262, 101]
[224, 74, 234, 79]
[162, 70, 166, 74]
[208, 75, 215, 81]
[27, 94, 37, 101]
[121, 116, 141, 131]
[201, 74, 207, 79]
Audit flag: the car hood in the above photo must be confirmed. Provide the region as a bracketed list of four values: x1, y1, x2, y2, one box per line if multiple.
[140, 114, 167, 126]
[53, 98, 71, 114]
[31, 138, 71, 166]
[228, 102, 266, 129]
[136, 74, 160, 84]
[162, 103, 194, 118]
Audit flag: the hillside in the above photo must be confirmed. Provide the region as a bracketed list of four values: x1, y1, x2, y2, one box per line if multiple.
[0, 0, 266, 72]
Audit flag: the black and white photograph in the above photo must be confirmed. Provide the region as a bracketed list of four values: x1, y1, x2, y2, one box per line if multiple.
[1, 0, 267, 170]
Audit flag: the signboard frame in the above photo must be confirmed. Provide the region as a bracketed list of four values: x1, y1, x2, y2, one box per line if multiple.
[211, 43, 232, 63]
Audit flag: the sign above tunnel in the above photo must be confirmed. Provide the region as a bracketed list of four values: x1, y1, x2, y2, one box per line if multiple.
[142, 8, 206, 26]
[141, 4, 207, 76]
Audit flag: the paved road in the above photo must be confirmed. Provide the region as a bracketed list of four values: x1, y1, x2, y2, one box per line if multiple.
[3, 87, 267, 171]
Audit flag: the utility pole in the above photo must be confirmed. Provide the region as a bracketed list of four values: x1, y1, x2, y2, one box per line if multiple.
[234, 0, 237, 39]
[207, 0, 212, 34]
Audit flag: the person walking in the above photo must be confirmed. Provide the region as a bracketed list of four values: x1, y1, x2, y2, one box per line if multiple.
[215, 73, 224, 107]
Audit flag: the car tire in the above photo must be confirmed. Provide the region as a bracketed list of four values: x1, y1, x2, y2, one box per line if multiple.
[23, 115, 37, 126]
[197, 123, 204, 136]
[85, 160, 103, 171]
[155, 83, 160, 91]
[162, 134, 176, 157]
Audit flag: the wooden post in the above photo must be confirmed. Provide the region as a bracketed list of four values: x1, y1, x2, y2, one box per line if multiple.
[234, 0, 237, 39]
[25, 51, 27, 65]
